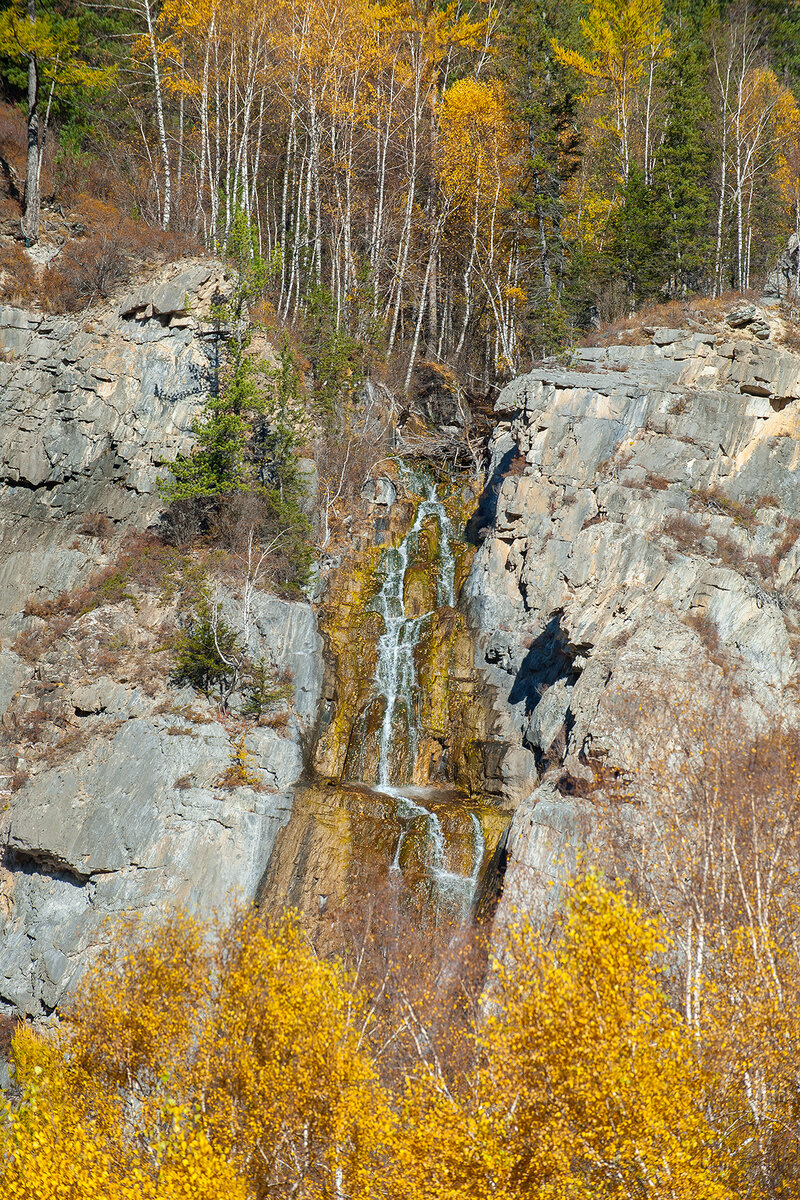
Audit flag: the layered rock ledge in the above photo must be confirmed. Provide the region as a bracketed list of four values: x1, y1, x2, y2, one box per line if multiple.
[464, 304, 800, 926]
[0, 263, 322, 1015]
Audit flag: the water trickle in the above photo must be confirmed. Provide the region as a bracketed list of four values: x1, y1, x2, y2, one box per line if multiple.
[372, 480, 456, 787]
[380, 786, 485, 924]
[366, 478, 484, 924]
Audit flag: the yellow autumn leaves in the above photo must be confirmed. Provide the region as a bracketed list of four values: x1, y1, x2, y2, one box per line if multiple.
[0, 876, 759, 1200]
[438, 79, 516, 218]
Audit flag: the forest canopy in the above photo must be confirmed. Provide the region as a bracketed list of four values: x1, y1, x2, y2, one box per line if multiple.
[1, 0, 799, 384]
[0, 875, 774, 1199]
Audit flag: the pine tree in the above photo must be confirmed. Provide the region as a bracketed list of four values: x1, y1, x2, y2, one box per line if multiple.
[652, 25, 714, 296]
[500, 0, 582, 346]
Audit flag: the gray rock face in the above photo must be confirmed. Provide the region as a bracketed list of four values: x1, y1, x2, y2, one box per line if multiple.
[1, 710, 295, 1014]
[463, 310, 800, 930]
[766, 234, 800, 299]
[0, 259, 227, 635]
[492, 781, 594, 930]
[0, 593, 322, 1016]
[0, 264, 324, 1015]
[119, 262, 225, 320]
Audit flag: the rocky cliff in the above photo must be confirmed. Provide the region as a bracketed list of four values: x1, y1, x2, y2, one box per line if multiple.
[466, 302, 800, 930]
[0, 263, 322, 1015]
[3, 264, 800, 1013]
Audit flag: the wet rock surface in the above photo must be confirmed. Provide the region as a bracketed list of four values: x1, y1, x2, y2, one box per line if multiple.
[258, 782, 507, 949]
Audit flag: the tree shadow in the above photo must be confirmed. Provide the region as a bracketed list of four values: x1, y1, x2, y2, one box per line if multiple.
[508, 613, 577, 719]
[465, 446, 526, 544]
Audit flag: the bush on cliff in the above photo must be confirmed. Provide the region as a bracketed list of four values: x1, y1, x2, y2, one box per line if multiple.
[159, 213, 312, 591]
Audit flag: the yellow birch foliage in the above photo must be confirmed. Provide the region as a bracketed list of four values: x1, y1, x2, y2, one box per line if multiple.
[0, 0, 114, 92]
[438, 79, 517, 216]
[703, 924, 800, 1194]
[393, 874, 730, 1200]
[551, 0, 670, 96]
[760, 70, 800, 229]
[552, 0, 670, 185]
[0, 910, 390, 1200]
[188, 911, 390, 1199]
[2, 880, 783, 1199]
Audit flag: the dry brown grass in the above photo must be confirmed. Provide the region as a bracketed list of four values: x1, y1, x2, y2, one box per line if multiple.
[663, 512, 706, 552]
[0, 244, 38, 305]
[685, 610, 725, 663]
[0, 195, 203, 311]
[259, 708, 292, 732]
[774, 516, 800, 563]
[581, 290, 762, 349]
[690, 486, 758, 532]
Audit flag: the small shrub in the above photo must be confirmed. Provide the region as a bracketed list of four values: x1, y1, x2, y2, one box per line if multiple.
[686, 610, 723, 659]
[749, 551, 779, 581]
[15, 710, 50, 744]
[260, 708, 291, 732]
[218, 732, 262, 788]
[0, 244, 38, 305]
[503, 450, 527, 478]
[690, 486, 757, 532]
[45, 227, 129, 310]
[663, 512, 705, 553]
[774, 517, 800, 563]
[641, 472, 671, 491]
[714, 533, 747, 572]
[24, 595, 61, 619]
[24, 536, 172, 628]
[40, 728, 89, 766]
[581, 512, 605, 531]
[0, 1013, 21, 1058]
[160, 497, 206, 547]
[78, 513, 114, 540]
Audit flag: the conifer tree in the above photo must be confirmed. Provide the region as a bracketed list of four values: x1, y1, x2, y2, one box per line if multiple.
[608, 164, 665, 308]
[652, 25, 713, 295]
[500, 0, 582, 300]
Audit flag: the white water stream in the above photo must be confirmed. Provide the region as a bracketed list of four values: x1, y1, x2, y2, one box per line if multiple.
[368, 479, 484, 924]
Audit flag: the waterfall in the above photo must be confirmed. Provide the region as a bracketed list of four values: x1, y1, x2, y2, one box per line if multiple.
[382, 786, 485, 924]
[373, 481, 456, 787]
[368, 477, 485, 924]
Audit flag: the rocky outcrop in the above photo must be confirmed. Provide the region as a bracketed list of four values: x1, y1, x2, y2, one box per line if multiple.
[9, 252, 800, 1006]
[464, 302, 800, 927]
[0, 588, 321, 1015]
[0, 263, 323, 1015]
[0, 260, 226, 638]
[766, 233, 800, 299]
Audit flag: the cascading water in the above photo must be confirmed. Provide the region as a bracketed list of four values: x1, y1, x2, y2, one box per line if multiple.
[366, 477, 486, 925]
[373, 483, 456, 786]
